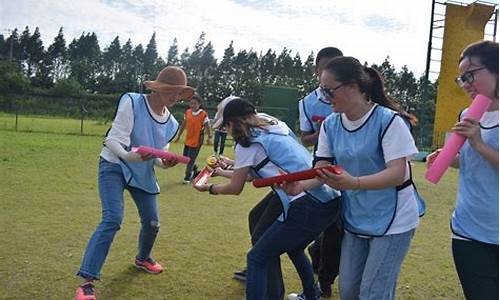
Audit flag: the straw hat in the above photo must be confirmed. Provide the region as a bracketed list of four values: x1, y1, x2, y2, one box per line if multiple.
[143, 66, 195, 99]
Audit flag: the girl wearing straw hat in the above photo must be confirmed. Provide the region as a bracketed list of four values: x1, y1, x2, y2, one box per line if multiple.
[75, 66, 194, 300]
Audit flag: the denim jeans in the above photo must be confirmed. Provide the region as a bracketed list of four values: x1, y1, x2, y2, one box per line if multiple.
[77, 158, 160, 280]
[183, 145, 201, 181]
[246, 195, 340, 300]
[248, 192, 285, 299]
[339, 229, 415, 300]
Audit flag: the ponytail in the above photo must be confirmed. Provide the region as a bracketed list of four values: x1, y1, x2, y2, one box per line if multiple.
[325, 57, 418, 126]
[363, 66, 418, 126]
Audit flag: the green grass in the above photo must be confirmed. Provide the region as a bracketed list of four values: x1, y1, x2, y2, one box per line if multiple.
[0, 113, 110, 136]
[0, 122, 464, 299]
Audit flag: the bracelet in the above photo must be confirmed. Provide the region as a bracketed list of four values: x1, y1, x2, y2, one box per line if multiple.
[356, 177, 361, 189]
[208, 184, 218, 195]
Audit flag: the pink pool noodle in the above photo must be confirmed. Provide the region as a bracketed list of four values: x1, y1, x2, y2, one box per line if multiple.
[131, 146, 191, 164]
[425, 95, 492, 184]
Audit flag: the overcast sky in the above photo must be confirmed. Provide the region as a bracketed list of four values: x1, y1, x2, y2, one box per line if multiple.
[1, 0, 498, 80]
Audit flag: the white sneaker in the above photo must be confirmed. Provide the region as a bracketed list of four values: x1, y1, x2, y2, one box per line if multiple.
[182, 179, 191, 184]
[288, 293, 320, 300]
[288, 293, 306, 300]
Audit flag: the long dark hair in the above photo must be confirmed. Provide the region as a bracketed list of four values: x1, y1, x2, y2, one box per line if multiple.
[324, 56, 417, 125]
[230, 114, 271, 147]
[223, 98, 275, 147]
[460, 40, 499, 98]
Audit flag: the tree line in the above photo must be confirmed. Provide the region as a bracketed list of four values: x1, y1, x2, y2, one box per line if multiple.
[0, 26, 437, 148]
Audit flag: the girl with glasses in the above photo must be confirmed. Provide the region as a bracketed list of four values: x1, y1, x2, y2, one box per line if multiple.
[282, 56, 421, 300]
[427, 40, 498, 300]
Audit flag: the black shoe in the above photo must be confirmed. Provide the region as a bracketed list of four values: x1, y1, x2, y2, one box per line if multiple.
[233, 269, 246, 281]
[318, 281, 332, 298]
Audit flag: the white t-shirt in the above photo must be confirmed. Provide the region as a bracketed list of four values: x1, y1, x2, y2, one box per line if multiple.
[100, 94, 171, 163]
[233, 116, 306, 201]
[316, 104, 420, 235]
[298, 87, 329, 132]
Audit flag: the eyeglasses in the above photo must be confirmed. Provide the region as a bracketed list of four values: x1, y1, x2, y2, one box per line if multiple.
[455, 67, 485, 87]
[320, 83, 344, 99]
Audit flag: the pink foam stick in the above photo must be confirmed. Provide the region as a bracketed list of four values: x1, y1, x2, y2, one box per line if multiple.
[425, 94, 492, 184]
[131, 146, 191, 164]
[312, 115, 325, 122]
[252, 165, 343, 188]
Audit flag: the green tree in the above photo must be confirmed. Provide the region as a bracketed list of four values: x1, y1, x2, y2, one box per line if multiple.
[233, 49, 260, 103]
[102, 36, 122, 79]
[26, 27, 45, 80]
[47, 27, 68, 82]
[67, 32, 102, 92]
[414, 76, 437, 149]
[260, 49, 276, 85]
[275, 47, 294, 86]
[115, 39, 137, 91]
[143, 33, 158, 80]
[213, 41, 236, 102]
[1, 29, 20, 62]
[300, 51, 316, 98]
[97, 36, 123, 93]
[0, 34, 5, 58]
[18, 26, 31, 73]
[0, 60, 31, 93]
[167, 38, 179, 66]
[133, 44, 145, 91]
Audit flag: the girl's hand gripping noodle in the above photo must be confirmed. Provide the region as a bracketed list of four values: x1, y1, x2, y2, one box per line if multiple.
[312, 115, 326, 122]
[252, 165, 343, 188]
[131, 146, 191, 164]
[192, 156, 219, 188]
[424, 94, 492, 184]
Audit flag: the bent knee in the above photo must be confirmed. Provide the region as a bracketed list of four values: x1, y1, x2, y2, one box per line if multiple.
[147, 220, 160, 232]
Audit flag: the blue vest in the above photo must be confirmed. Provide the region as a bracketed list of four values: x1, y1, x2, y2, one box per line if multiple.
[250, 127, 340, 220]
[117, 93, 179, 194]
[323, 105, 414, 236]
[301, 89, 333, 133]
[452, 112, 499, 245]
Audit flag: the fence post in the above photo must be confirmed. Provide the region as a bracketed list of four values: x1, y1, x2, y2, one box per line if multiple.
[80, 99, 87, 135]
[15, 99, 18, 131]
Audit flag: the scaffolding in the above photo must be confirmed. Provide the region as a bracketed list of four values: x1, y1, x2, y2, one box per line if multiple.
[425, 0, 498, 82]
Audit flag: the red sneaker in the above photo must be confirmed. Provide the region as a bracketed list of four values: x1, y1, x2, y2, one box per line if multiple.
[134, 257, 164, 274]
[75, 282, 96, 300]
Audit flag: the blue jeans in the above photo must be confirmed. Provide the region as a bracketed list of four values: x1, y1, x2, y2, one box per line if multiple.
[246, 195, 340, 300]
[183, 145, 201, 181]
[213, 130, 227, 155]
[77, 158, 160, 280]
[339, 229, 415, 300]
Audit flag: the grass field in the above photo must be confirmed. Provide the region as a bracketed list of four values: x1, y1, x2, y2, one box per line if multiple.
[0, 120, 465, 299]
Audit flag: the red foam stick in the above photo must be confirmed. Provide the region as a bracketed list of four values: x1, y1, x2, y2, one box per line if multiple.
[192, 166, 215, 187]
[252, 165, 343, 188]
[131, 146, 191, 164]
[312, 115, 325, 122]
